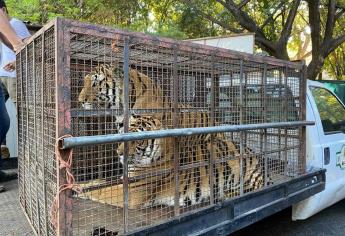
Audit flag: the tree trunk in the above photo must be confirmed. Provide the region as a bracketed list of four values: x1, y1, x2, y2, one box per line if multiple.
[182, 0, 345, 80]
[307, 56, 325, 80]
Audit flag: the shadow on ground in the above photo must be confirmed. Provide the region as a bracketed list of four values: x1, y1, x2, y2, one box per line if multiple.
[232, 199, 345, 236]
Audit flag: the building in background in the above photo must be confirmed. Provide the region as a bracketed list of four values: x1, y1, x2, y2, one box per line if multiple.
[185, 33, 255, 54]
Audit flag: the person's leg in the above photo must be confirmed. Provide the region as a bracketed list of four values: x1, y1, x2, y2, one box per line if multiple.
[0, 85, 9, 151]
[0, 84, 10, 189]
[0, 79, 9, 103]
[0, 80, 10, 159]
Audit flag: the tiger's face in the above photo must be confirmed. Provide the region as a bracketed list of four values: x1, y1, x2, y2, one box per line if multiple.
[117, 115, 164, 167]
[78, 64, 124, 109]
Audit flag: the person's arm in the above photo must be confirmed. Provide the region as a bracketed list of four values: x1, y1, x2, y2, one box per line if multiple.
[0, 10, 22, 51]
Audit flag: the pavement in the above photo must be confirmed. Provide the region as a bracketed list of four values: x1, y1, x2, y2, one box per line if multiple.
[232, 199, 345, 236]
[0, 179, 33, 236]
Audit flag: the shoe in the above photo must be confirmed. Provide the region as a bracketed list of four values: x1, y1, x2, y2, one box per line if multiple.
[1, 145, 10, 159]
[0, 185, 5, 192]
[0, 170, 17, 182]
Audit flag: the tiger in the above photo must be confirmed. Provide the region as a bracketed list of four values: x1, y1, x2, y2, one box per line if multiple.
[77, 63, 213, 189]
[77, 64, 269, 208]
[78, 64, 164, 113]
[80, 115, 266, 209]
[78, 64, 218, 123]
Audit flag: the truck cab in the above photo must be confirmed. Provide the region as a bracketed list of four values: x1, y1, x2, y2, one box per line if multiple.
[293, 80, 345, 220]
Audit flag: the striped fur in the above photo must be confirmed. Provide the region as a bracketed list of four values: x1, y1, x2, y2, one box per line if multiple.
[78, 64, 267, 209]
[78, 64, 164, 112]
[113, 115, 266, 208]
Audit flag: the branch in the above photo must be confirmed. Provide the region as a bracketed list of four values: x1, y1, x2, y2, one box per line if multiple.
[324, 0, 336, 43]
[297, 11, 309, 25]
[335, 9, 345, 21]
[184, 1, 243, 33]
[278, 0, 301, 48]
[307, 0, 321, 59]
[215, 0, 265, 35]
[300, 51, 312, 59]
[261, 1, 286, 29]
[237, 0, 250, 9]
[214, 0, 275, 49]
[325, 2, 345, 11]
[327, 34, 345, 55]
[301, 32, 311, 55]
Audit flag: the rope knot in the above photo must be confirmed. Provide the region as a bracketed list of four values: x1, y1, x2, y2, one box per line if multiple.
[50, 135, 82, 228]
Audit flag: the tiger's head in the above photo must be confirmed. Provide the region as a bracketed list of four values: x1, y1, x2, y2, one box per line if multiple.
[79, 63, 163, 112]
[117, 115, 166, 168]
[78, 64, 124, 109]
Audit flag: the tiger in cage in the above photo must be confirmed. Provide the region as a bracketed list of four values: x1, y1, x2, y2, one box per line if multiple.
[78, 64, 164, 115]
[77, 64, 276, 208]
[77, 63, 213, 122]
[79, 115, 268, 209]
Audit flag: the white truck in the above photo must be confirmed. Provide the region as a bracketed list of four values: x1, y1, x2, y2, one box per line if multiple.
[292, 79, 345, 220]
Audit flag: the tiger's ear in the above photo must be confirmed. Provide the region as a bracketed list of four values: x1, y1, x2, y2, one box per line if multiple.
[79, 75, 94, 103]
[84, 74, 92, 87]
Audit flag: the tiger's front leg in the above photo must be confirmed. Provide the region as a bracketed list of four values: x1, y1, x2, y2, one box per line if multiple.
[78, 181, 154, 209]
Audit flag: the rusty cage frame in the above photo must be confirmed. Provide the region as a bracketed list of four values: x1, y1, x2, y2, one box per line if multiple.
[16, 18, 318, 236]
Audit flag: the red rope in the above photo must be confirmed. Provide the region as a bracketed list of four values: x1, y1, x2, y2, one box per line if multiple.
[50, 135, 82, 228]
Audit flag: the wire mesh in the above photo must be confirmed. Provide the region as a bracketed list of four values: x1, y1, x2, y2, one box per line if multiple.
[17, 18, 306, 235]
[17, 25, 57, 235]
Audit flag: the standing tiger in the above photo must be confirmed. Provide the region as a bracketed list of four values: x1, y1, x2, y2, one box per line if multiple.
[80, 115, 266, 208]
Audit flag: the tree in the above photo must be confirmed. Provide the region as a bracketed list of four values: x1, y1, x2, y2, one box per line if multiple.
[182, 0, 345, 80]
[6, 0, 152, 29]
[323, 43, 345, 79]
[6, 0, 345, 79]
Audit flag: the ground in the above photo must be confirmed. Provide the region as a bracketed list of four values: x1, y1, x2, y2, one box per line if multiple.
[1, 178, 345, 236]
[0, 179, 33, 235]
[233, 200, 345, 236]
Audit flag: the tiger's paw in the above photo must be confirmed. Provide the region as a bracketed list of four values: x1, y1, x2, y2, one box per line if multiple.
[81, 102, 93, 109]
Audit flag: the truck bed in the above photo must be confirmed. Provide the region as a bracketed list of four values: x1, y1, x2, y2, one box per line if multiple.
[2, 163, 325, 236]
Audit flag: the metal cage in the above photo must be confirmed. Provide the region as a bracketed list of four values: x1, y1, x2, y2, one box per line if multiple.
[17, 18, 310, 235]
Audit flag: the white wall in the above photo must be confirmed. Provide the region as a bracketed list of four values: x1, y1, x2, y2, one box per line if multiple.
[187, 34, 254, 54]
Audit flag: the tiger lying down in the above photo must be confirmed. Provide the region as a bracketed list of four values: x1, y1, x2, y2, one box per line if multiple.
[79, 115, 267, 208]
[77, 64, 275, 208]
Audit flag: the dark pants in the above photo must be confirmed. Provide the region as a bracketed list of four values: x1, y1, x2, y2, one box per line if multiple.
[0, 85, 10, 160]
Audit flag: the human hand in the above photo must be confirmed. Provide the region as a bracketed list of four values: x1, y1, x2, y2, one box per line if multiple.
[3, 61, 15, 72]
[13, 37, 29, 52]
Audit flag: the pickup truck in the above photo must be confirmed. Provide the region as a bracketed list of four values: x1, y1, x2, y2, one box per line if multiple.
[6, 78, 341, 235]
[292, 79, 345, 220]
[7, 79, 343, 233]
[10, 18, 341, 234]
